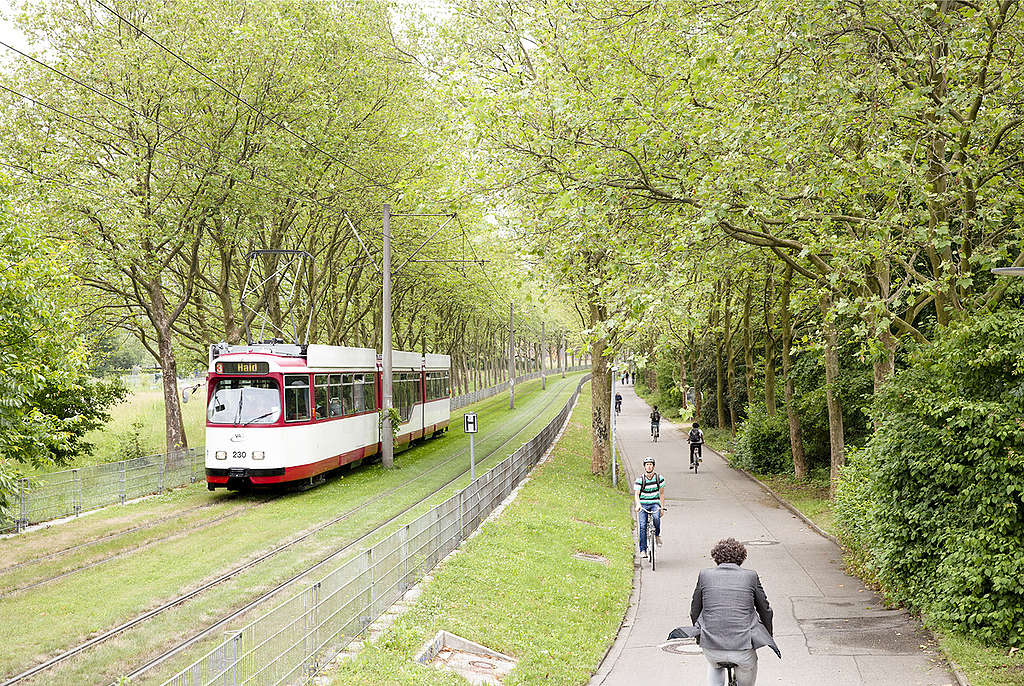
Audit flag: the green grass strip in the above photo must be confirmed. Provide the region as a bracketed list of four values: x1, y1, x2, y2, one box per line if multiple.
[329, 384, 634, 686]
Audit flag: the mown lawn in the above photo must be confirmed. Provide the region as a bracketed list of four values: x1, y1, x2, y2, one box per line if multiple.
[330, 385, 634, 686]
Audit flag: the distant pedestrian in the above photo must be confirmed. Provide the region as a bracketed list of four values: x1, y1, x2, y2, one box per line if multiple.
[689, 538, 780, 685]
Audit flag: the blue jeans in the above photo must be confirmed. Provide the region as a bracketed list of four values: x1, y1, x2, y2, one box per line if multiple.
[637, 502, 661, 552]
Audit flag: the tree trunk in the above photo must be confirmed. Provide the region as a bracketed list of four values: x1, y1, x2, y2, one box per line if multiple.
[764, 268, 777, 416]
[743, 279, 755, 408]
[724, 280, 737, 435]
[820, 291, 846, 494]
[713, 295, 726, 430]
[590, 302, 611, 475]
[679, 350, 688, 410]
[781, 266, 806, 478]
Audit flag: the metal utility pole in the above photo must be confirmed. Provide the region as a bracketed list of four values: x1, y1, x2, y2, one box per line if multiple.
[508, 301, 515, 409]
[561, 334, 566, 378]
[541, 321, 546, 390]
[381, 204, 394, 469]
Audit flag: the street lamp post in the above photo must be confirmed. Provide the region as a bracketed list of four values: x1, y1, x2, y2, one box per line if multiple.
[610, 364, 618, 488]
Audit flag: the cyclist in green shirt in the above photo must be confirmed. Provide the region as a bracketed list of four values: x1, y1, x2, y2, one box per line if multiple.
[634, 457, 665, 554]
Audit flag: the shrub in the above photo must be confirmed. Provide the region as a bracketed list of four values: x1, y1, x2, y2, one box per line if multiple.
[842, 310, 1024, 646]
[732, 403, 792, 474]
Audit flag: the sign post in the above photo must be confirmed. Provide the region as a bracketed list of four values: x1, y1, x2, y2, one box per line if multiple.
[464, 412, 478, 480]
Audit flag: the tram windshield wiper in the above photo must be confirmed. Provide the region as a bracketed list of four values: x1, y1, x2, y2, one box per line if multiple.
[241, 411, 275, 426]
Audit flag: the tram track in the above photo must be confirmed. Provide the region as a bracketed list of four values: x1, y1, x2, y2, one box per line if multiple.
[0, 501, 269, 598]
[1, 377, 577, 686]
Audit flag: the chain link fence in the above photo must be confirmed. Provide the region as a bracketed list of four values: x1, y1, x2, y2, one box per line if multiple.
[450, 365, 588, 410]
[157, 374, 589, 686]
[0, 368, 589, 535]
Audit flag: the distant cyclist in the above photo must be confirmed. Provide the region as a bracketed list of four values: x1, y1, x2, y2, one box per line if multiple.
[650, 406, 661, 440]
[634, 457, 665, 553]
[615, 391, 622, 414]
[688, 422, 704, 470]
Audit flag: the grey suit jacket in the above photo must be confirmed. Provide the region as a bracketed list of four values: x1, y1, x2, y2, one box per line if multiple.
[690, 563, 781, 657]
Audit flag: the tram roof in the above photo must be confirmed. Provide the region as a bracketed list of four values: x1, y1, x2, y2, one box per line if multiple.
[208, 343, 450, 371]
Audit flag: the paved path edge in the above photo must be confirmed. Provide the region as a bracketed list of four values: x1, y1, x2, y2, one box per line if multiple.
[589, 442, 641, 686]
[718, 447, 971, 686]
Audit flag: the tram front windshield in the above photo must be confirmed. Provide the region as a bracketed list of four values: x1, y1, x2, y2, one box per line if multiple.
[208, 378, 281, 425]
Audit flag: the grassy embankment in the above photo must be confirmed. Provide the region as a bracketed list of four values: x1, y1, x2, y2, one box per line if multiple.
[700, 431, 1024, 686]
[330, 385, 634, 686]
[0, 374, 586, 685]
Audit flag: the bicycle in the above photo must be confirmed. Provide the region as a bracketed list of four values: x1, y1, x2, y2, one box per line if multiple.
[640, 506, 664, 570]
[716, 661, 739, 686]
[651, 423, 660, 442]
[690, 444, 702, 473]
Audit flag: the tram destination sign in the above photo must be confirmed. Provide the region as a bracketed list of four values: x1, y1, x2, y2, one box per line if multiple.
[216, 361, 270, 375]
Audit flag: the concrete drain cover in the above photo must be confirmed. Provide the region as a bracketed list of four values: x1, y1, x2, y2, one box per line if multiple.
[414, 630, 517, 685]
[573, 552, 610, 565]
[741, 539, 780, 546]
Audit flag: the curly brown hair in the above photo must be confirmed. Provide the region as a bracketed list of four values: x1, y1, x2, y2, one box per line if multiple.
[711, 538, 747, 565]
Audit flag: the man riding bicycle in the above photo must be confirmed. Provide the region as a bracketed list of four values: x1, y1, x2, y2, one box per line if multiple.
[634, 457, 664, 555]
[615, 391, 622, 414]
[688, 422, 704, 469]
[650, 406, 661, 440]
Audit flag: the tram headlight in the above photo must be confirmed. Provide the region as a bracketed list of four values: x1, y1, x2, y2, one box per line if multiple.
[252, 450, 265, 461]
[215, 450, 227, 460]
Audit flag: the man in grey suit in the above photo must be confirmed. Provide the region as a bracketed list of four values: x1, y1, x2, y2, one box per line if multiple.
[690, 538, 781, 686]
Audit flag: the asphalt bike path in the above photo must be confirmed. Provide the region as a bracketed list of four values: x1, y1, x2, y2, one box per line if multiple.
[591, 385, 957, 686]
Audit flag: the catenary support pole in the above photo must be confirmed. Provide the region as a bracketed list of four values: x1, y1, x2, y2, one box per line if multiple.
[561, 334, 566, 378]
[508, 301, 515, 409]
[382, 204, 394, 469]
[541, 321, 546, 390]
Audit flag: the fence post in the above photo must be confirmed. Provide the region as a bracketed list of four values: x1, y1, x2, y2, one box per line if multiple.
[305, 581, 321, 675]
[160, 450, 167, 494]
[362, 548, 374, 629]
[17, 477, 28, 532]
[73, 469, 81, 517]
[458, 489, 465, 541]
[120, 459, 127, 505]
[401, 524, 411, 592]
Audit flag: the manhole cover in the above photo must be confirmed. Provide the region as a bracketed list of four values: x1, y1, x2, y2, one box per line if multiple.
[741, 539, 780, 546]
[659, 639, 702, 655]
[573, 552, 610, 565]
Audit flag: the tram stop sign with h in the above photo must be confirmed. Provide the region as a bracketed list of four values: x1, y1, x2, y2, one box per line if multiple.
[464, 412, 478, 433]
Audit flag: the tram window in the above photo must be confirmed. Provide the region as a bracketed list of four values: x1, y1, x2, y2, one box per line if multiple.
[329, 375, 343, 417]
[284, 375, 310, 422]
[363, 376, 377, 411]
[342, 374, 355, 415]
[352, 374, 366, 413]
[314, 374, 329, 420]
[207, 378, 280, 425]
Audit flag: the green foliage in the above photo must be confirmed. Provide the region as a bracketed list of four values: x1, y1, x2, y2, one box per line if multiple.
[732, 403, 792, 474]
[115, 421, 147, 462]
[835, 310, 1024, 646]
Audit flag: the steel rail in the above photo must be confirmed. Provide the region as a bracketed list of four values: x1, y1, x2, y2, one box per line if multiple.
[0, 377, 575, 686]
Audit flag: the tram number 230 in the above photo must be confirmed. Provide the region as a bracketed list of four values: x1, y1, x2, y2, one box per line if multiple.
[232, 451, 246, 459]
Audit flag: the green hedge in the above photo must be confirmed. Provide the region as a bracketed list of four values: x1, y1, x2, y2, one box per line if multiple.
[732, 403, 792, 474]
[835, 310, 1024, 646]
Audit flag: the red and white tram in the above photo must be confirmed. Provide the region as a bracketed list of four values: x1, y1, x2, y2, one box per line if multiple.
[204, 343, 451, 490]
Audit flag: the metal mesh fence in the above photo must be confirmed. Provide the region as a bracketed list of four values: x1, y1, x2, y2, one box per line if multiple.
[0, 448, 204, 535]
[1, 368, 588, 535]
[159, 374, 589, 686]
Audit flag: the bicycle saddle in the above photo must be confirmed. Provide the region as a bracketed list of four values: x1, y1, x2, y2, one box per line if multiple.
[716, 662, 738, 669]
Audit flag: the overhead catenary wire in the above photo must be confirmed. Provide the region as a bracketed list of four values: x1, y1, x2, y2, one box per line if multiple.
[91, 0, 395, 193]
[0, 39, 381, 238]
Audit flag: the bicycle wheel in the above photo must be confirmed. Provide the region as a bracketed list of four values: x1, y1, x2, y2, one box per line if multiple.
[647, 514, 656, 570]
[694, 449, 699, 474]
